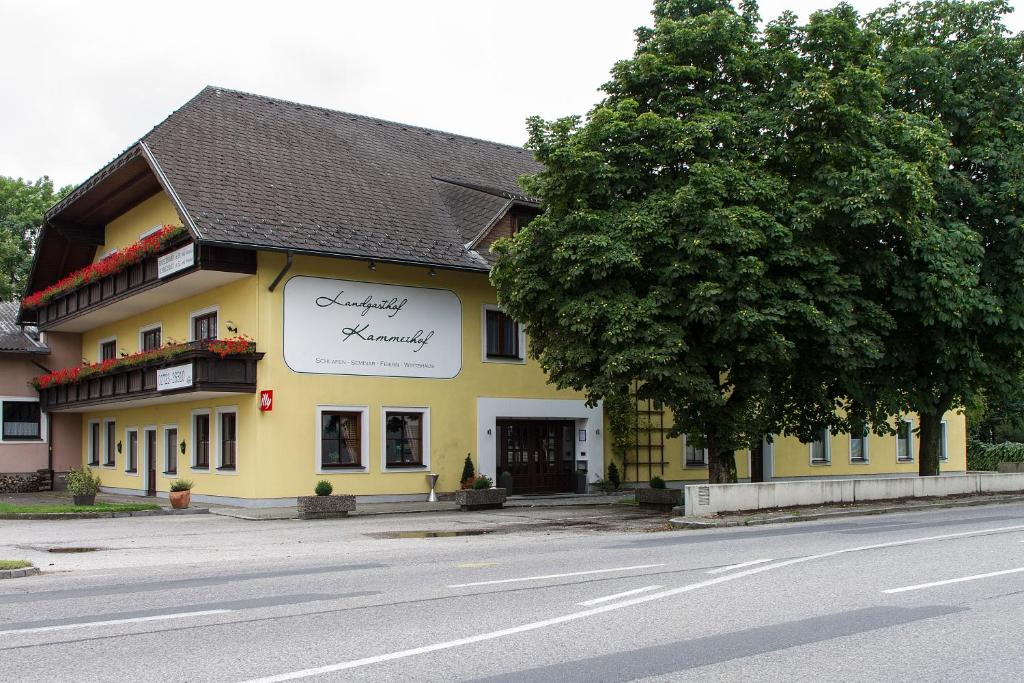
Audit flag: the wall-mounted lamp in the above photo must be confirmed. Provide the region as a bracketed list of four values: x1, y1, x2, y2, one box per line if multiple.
[226, 320, 238, 334]
[368, 260, 377, 272]
[117, 440, 123, 454]
[428, 268, 437, 277]
[595, 428, 601, 435]
[486, 428, 492, 435]
[179, 440, 186, 455]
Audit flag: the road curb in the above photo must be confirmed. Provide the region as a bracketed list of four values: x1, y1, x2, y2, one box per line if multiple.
[0, 508, 210, 521]
[0, 566, 39, 580]
[669, 494, 1024, 529]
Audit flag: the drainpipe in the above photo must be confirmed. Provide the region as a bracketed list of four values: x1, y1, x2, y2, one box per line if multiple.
[30, 359, 54, 489]
[268, 251, 293, 292]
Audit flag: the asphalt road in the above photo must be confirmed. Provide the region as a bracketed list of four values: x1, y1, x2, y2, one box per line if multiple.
[2, 503, 1024, 682]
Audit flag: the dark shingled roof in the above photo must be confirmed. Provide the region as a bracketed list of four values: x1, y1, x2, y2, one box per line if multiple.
[0, 301, 47, 354]
[138, 87, 542, 270]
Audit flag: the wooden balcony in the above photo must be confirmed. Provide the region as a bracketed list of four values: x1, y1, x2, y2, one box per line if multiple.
[39, 342, 264, 413]
[24, 238, 256, 332]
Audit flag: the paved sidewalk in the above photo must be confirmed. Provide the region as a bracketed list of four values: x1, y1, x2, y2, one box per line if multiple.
[670, 492, 1024, 528]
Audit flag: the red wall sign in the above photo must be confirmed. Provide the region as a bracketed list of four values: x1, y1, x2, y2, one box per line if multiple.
[259, 390, 273, 412]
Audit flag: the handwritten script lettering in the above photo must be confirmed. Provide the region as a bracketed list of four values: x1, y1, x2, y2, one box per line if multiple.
[341, 324, 435, 352]
[315, 290, 408, 318]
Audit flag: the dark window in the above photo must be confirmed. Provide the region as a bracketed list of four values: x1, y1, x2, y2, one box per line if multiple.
[321, 411, 362, 468]
[850, 430, 868, 463]
[220, 412, 237, 470]
[89, 422, 100, 465]
[485, 309, 520, 359]
[385, 412, 423, 466]
[2, 401, 40, 441]
[897, 420, 913, 462]
[939, 422, 948, 461]
[810, 429, 830, 464]
[126, 430, 138, 472]
[104, 421, 116, 466]
[194, 414, 210, 468]
[685, 434, 707, 466]
[142, 327, 161, 351]
[100, 340, 117, 361]
[193, 312, 217, 341]
[511, 214, 534, 234]
[165, 427, 178, 474]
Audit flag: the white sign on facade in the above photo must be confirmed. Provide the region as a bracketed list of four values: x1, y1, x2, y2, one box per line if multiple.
[156, 363, 193, 391]
[283, 276, 462, 379]
[157, 244, 195, 278]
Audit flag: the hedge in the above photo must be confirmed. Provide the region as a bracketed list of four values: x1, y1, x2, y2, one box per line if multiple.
[967, 440, 1024, 471]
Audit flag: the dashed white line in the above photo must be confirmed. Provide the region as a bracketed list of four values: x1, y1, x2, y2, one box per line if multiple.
[0, 609, 232, 636]
[706, 559, 773, 574]
[446, 563, 664, 588]
[577, 585, 663, 606]
[883, 566, 1024, 594]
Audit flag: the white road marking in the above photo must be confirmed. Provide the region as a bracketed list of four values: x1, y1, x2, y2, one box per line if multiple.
[446, 563, 664, 588]
[240, 523, 1024, 683]
[706, 559, 773, 574]
[577, 585, 663, 606]
[0, 609, 232, 636]
[883, 566, 1024, 594]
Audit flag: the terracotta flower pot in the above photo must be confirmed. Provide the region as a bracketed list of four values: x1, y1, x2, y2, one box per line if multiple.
[169, 490, 191, 509]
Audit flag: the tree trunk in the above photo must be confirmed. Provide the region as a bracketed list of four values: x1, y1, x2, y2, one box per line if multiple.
[918, 411, 944, 477]
[708, 447, 738, 484]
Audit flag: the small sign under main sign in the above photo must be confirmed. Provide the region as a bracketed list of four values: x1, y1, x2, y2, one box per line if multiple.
[157, 244, 195, 279]
[156, 363, 193, 391]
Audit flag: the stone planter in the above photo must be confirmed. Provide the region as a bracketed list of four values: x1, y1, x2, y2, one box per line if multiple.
[297, 494, 356, 519]
[454, 488, 507, 511]
[169, 490, 191, 509]
[71, 493, 96, 506]
[635, 487, 682, 509]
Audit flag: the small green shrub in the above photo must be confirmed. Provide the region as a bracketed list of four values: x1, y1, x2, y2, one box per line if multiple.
[314, 480, 334, 496]
[460, 454, 475, 488]
[649, 475, 666, 489]
[169, 478, 194, 492]
[968, 440, 1024, 471]
[471, 475, 493, 490]
[607, 463, 621, 491]
[66, 465, 100, 495]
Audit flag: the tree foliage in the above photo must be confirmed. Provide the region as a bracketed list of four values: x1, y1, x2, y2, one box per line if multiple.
[0, 176, 72, 301]
[493, 0, 1024, 481]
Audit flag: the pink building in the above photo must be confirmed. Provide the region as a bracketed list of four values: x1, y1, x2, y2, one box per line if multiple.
[0, 301, 80, 491]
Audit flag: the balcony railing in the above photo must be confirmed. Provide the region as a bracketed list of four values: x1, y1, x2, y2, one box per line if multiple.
[38, 341, 264, 412]
[25, 238, 256, 330]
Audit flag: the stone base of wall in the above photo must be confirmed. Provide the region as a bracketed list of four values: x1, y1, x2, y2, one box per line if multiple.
[297, 495, 356, 519]
[0, 470, 50, 494]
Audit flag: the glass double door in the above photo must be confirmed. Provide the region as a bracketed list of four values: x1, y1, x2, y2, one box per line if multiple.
[497, 420, 576, 494]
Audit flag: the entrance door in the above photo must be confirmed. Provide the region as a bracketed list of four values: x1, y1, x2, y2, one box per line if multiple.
[145, 428, 157, 496]
[497, 420, 575, 494]
[750, 439, 765, 483]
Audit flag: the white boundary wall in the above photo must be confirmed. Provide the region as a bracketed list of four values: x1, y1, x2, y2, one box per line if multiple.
[684, 473, 1024, 517]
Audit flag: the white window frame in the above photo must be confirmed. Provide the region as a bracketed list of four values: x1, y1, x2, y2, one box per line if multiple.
[102, 417, 117, 468]
[190, 409, 212, 470]
[808, 428, 831, 466]
[97, 336, 118, 362]
[849, 429, 870, 464]
[87, 419, 101, 464]
[162, 424, 179, 477]
[381, 406, 430, 472]
[0, 396, 46, 444]
[214, 406, 239, 474]
[683, 434, 709, 468]
[315, 405, 370, 474]
[124, 427, 139, 475]
[897, 417, 915, 463]
[142, 425, 158, 484]
[139, 225, 165, 239]
[481, 304, 526, 364]
[939, 420, 949, 462]
[188, 305, 219, 342]
[138, 323, 163, 352]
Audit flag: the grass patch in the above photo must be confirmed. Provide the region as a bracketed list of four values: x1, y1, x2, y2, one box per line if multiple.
[612, 496, 639, 506]
[0, 560, 32, 570]
[0, 502, 160, 514]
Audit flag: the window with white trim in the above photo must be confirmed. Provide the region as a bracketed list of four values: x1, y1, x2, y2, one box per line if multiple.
[164, 426, 178, 475]
[483, 306, 524, 361]
[897, 419, 914, 462]
[88, 420, 100, 465]
[1, 399, 41, 441]
[383, 408, 429, 469]
[100, 338, 117, 361]
[192, 411, 210, 469]
[140, 325, 162, 352]
[217, 408, 237, 471]
[939, 420, 948, 461]
[684, 434, 708, 467]
[103, 419, 116, 466]
[850, 428, 869, 463]
[125, 428, 138, 473]
[809, 428, 831, 465]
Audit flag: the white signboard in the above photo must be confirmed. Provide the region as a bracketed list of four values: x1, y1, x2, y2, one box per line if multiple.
[156, 363, 193, 391]
[157, 244, 195, 278]
[283, 276, 462, 378]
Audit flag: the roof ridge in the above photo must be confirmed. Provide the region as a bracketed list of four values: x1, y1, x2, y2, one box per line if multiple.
[201, 85, 534, 154]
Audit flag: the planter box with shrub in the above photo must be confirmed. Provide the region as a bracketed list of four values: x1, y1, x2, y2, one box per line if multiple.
[455, 476, 506, 510]
[298, 480, 355, 519]
[636, 476, 681, 509]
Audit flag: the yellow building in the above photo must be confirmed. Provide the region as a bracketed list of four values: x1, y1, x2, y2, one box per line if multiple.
[20, 87, 966, 505]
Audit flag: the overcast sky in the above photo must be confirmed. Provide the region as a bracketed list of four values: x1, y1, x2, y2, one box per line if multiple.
[3, 0, 1023, 188]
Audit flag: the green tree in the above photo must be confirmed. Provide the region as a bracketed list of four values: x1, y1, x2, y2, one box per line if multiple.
[492, 1, 940, 482]
[862, 0, 1024, 475]
[0, 176, 73, 301]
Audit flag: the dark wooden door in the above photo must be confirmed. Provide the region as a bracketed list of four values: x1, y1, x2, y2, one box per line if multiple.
[750, 440, 764, 483]
[145, 429, 157, 496]
[497, 420, 575, 494]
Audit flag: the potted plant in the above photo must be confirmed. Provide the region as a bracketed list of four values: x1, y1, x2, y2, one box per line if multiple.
[635, 475, 682, 509]
[66, 465, 100, 506]
[454, 475, 507, 511]
[297, 480, 356, 519]
[169, 479, 194, 509]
